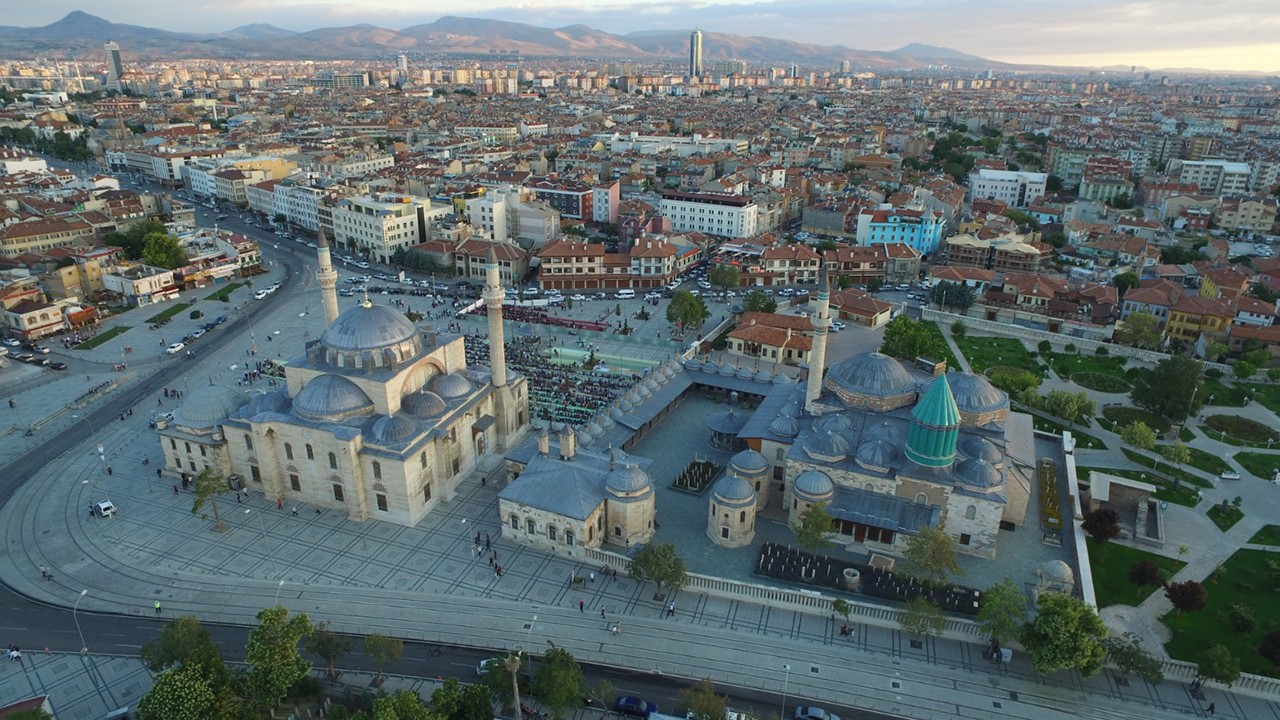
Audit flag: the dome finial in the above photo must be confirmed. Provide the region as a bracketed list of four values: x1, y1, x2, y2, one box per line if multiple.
[362, 289, 372, 308]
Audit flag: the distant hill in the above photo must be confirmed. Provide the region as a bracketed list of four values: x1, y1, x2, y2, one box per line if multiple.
[0, 11, 999, 68]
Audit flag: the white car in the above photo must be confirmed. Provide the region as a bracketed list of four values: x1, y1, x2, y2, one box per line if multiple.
[255, 290, 270, 300]
[165, 342, 186, 354]
[1, 338, 19, 347]
[571, 294, 587, 301]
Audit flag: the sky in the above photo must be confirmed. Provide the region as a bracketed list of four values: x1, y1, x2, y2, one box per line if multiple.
[11, 0, 1280, 73]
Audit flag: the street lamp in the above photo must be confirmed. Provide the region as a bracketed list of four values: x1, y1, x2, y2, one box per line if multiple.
[781, 664, 791, 719]
[73, 589, 88, 652]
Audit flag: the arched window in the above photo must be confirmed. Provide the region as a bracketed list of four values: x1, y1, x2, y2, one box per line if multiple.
[284, 443, 294, 460]
[740, 510, 747, 523]
[565, 530, 575, 546]
[775, 448, 785, 461]
[306, 444, 314, 460]
[510, 514, 519, 530]
[420, 451, 427, 468]
[372, 461, 382, 479]
[914, 493, 927, 504]
[548, 526, 558, 541]
[328, 452, 337, 469]
[526, 518, 536, 534]
[965, 504, 977, 520]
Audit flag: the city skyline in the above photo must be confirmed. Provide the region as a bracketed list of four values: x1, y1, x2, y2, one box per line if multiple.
[2, 1, 1278, 74]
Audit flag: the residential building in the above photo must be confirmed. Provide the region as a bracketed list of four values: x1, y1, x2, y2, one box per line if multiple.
[856, 205, 946, 255]
[944, 233, 1053, 274]
[528, 178, 593, 220]
[453, 238, 528, 285]
[967, 169, 1048, 208]
[1170, 159, 1252, 196]
[331, 193, 451, 264]
[1216, 196, 1278, 234]
[659, 191, 759, 238]
[1165, 295, 1233, 344]
[101, 263, 178, 306]
[726, 312, 812, 364]
[760, 243, 821, 285]
[592, 179, 620, 225]
[827, 289, 893, 327]
[0, 217, 95, 257]
[468, 186, 561, 249]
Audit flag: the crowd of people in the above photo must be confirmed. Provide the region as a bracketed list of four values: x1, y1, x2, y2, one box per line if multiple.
[463, 333, 634, 426]
[464, 305, 611, 333]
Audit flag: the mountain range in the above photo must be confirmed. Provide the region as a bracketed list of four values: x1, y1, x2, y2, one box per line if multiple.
[0, 11, 1003, 68]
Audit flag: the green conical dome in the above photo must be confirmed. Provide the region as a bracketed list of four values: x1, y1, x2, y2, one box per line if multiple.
[905, 375, 960, 467]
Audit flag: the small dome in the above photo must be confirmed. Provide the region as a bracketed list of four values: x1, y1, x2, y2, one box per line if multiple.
[243, 390, 291, 417]
[792, 470, 835, 500]
[605, 463, 652, 494]
[707, 407, 748, 435]
[598, 410, 616, 428]
[176, 383, 248, 428]
[955, 457, 1002, 489]
[370, 414, 418, 444]
[635, 380, 651, 399]
[825, 352, 913, 399]
[768, 415, 799, 438]
[730, 448, 770, 475]
[294, 374, 375, 422]
[779, 400, 801, 418]
[587, 419, 605, 438]
[948, 373, 1009, 414]
[1039, 559, 1075, 584]
[855, 439, 900, 470]
[645, 373, 661, 391]
[626, 388, 643, 405]
[815, 413, 854, 434]
[737, 366, 755, 379]
[755, 369, 774, 382]
[864, 421, 900, 442]
[401, 390, 447, 418]
[773, 372, 795, 384]
[684, 358, 704, 371]
[712, 474, 756, 504]
[610, 402, 627, 419]
[803, 430, 849, 463]
[430, 373, 473, 399]
[577, 426, 594, 449]
[718, 362, 736, 376]
[321, 302, 416, 352]
[960, 436, 1003, 464]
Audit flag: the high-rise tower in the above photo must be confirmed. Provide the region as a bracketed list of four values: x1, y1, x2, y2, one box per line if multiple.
[689, 29, 703, 78]
[805, 264, 832, 412]
[481, 246, 507, 388]
[315, 227, 340, 325]
[104, 41, 123, 93]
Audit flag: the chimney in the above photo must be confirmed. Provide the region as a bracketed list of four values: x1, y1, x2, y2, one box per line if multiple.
[560, 424, 576, 461]
[538, 427, 550, 456]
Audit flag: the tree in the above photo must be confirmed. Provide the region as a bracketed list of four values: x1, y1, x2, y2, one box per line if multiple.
[929, 281, 975, 311]
[629, 542, 688, 594]
[709, 264, 740, 291]
[245, 606, 312, 711]
[1119, 421, 1156, 453]
[898, 597, 946, 639]
[1235, 360, 1257, 380]
[1039, 390, 1095, 424]
[831, 598, 852, 625]
[1102, 632, 1165, 685]
[585, 679, 616, 710]
[1161, 440, 1191, 467]
[1082, 508, 1121, 545]
[105, 219, 167, 260]
[1198, 643, 1241, 687]
[136, 665, 218, 720]
[1112, 272, 1140, 298]
[977, 578, 1028, 645]
[742, 290, 777, 313]
[6, 710, 54, 720]
[140, 614, 218, 673]
[364, 633, 404, 684]
[142, 231, 187, 269]
[1131, 356, 1205, 423]
[432, 677, 494, 720]
[1046, 174, 1064, 192]
[1164, 580, 1208, 617]
[666, 289, 709, 331]
[534, 647, 585, 719]
[1259, 630, 1280, 666]
[1113, 312, 1163, 349]
[374, 690, 435, 720]
[793, 500, 834, 550]
[1127, 559, 1164, 588]
[305, 620, 351, 681]
[902, 525, 962, 587]
[1020, 592, 1108, 677]
[866, 277, 884, 293]
[190, 467, 229, 532]
[879, 316, 944, 361]
[680, 678, 728, 720]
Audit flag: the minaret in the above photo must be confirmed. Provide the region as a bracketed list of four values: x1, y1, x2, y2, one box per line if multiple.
[315, 227, 340, 325]
[481, 245, 507, 387]
[805, 263, 832, 412]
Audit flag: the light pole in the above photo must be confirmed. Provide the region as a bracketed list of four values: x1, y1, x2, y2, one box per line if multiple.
[73, 589, 88, 652]
[781, 664, 790, 719]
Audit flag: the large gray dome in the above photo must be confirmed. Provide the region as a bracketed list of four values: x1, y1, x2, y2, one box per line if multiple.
[176, 383, 247, 428]
[712, 474, 756, 505]
[730, 448, 770, 475]
[402, 390, 447, 418]
[322, 302, 416, 352]
[605, 463, 652, 495]
[294, 374, 375, 422]
[370, 414, 418, 444]
[825, 352, 913, 398]
[803, 430, 849, 463]
[948, 373, 1009, 414]
[792, 470, 835, 500]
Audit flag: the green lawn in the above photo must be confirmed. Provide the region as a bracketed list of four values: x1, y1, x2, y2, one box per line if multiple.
[951, 335, 1039, 375]
[1046, 351, 1128, 380]
[75, 326, 130, 350]
[144, 303, 191, 324]
[1242, 382, 1280, 417]
[1203, 415, 1280, 446]
[1202, 377, 1251, 407]
[1121, 448, 1212, 488]
[1233, 451, 1280, 481]
[1247, 525, 1280, 547]
[1185, 445, 1231, 476]
[1078, 466, 1203, 507]
[1032, 416, 1107, 449]
[1070, 371, 1131, 393]
[1179, 425, 1196, 442]
[1101, 406, 1172, 434]
[921, 321, 961, 371]
[1206, 503, 1244, 532]
[205, 282, 243, 301]
[1087, 538, 1185, 608]
[1163, 549, 1280, 677]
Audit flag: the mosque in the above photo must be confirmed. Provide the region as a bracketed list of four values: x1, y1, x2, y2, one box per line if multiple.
[157, 232, 529, 526]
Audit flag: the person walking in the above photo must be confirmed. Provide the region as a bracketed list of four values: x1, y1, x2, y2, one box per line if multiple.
[277, 497, 283, 510]
[667, 601, 675, 617]
[236, 491, 242, 503]
[106, 466, 113, 476]
[172, 484, 179, 495]
[154, 601, 162, 614]
[600, 606, 606, 619]
[612, 623, 620, 636]
[291, 506, 298, 517]
[579, 599, 585, 612]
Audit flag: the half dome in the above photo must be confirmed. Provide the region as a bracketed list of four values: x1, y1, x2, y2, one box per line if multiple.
[293, 374, 375, 422]
[175, 383, 248, 429]
[370, 414, 418, 445]
[401, 390, 447, 418]
[430, 372, 473, 399]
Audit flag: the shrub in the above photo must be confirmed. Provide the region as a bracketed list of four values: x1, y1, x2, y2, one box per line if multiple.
[1128, 559, 1163, 587]
[1038, 340, 1052, 353]
[1269, 368, 1280, 381]
[1065, 343, 1078, 354]
[1206, 368, 1223, 379]
[951, 320, 967, 337]
[1228, 603, 1258, 634]
[189, 309, 203, 320]
[1096, 346, 1109, 356]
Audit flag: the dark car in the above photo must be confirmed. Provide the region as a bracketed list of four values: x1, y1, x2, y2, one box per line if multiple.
[50, 361, 67, 370]
[614, 697, 657, 718]
[213, 315, 227, 325]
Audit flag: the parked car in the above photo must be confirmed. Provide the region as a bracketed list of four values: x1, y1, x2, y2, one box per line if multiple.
[165, 342, 186, 355]
[90, 500, 116, 518]
[794, 708, 839, 720]
[2, 337, 21, 347]
[1220, 470, 1242, 481]
[614, 697, 658, 718]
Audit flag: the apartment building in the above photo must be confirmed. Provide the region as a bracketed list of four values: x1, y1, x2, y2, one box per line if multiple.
[967, 169, 1048, 209]
[659, 191, 759, 238]
[592, 179, 620, 225]
[101, 263, 179, 306]
[454, 125, 519, 146]
[213, 168, 268, 208]
[855, 205, 946, 255]
[273, 183, 326, 232]
[594, 132, 748, 157]
[944, 233, 1052, 274]
[467, 186, 561, 248]
[1166, 295, 1233, 344]
[452, 238, 528, 285]
[1170, 160, 1251, 197]
[527, 178, 593, 220]
[759, 243, 821, 285]
[311, 152, 394, 178]
[0, 217, 95, 257]
[1216, 196, 1278, 234]
[331, 193, 451, 263]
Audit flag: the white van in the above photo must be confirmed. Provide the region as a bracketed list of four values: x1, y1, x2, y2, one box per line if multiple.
[616, 289, 636, 299]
